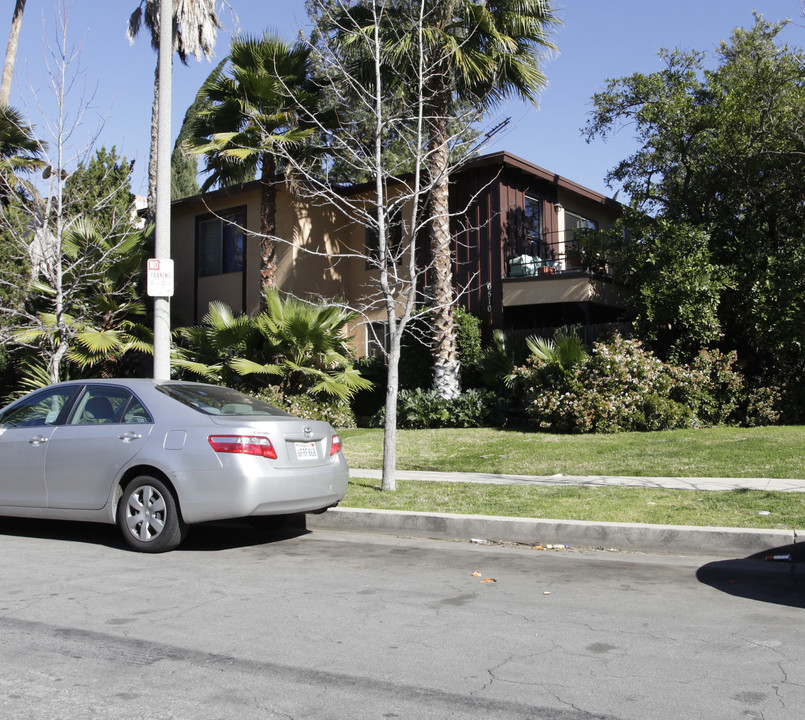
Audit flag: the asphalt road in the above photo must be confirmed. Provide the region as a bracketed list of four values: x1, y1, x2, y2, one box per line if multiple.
[0, 518, 803, 720]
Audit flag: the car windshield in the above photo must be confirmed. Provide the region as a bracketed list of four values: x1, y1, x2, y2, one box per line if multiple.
[157, 384, 291, 417]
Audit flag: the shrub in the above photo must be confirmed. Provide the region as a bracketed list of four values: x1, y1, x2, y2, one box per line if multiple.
[371, 387, 498, 429]
[511, 332, 790, 433]
[743, 384, 782, 427]
[687, 349, 744, 424]
[256, 387, 356, 428]
[514, 334, 707, 433]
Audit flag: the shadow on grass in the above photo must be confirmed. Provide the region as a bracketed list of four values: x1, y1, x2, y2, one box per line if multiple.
[697, 543, 805, 608]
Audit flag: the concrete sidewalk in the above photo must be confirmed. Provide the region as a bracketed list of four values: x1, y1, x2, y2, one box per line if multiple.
[305, 469, 805, 558]
[348, 468, 805, 492]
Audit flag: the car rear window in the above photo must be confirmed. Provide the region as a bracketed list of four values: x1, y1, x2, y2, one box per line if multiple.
[156, 384, 291, 417]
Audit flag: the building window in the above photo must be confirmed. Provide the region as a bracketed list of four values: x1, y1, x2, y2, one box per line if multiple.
[565, 211, 598, 241]
[365, 207, 402, 268]
[524, 195, 541, 246]
[366, 321, 389, 356]
[197, 208, 245, 277]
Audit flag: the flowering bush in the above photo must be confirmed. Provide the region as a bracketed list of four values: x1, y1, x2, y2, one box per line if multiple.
[667, 349, 744, 425]
[512, 333, 758, 433]
[743, 384, 782, 427]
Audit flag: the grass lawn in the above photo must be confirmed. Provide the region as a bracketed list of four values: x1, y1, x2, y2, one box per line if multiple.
[338, 426, 805, 529]
[339, 426, 805, 478]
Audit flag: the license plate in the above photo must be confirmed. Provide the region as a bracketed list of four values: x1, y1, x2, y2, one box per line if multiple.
[295, 442, 318, 460]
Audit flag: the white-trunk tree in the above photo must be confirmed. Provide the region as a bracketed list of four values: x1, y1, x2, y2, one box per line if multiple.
[1, 7, 149, 387]
[238, 0, 485, 490]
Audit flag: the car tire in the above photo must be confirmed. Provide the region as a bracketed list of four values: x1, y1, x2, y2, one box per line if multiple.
[117, 475, 187, 553]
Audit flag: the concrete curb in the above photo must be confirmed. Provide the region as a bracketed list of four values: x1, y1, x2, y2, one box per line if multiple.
[307, 507, 800, 557]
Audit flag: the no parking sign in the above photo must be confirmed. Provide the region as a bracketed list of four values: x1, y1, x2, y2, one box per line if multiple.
[147, 258, 174, 297]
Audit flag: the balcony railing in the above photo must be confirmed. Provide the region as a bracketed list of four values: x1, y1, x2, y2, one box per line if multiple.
[506, 237, 613, 279]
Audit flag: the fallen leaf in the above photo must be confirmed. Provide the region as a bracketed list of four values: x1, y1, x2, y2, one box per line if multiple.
[481, 577, 497, 583]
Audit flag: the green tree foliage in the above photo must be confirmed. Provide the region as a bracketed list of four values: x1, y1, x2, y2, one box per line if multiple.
[584, 16, 805, 385]
[310, 0, 559, 400]
[4, 146, 150, 387]
[62, 147, 135, 236]
[606, 215, 725, 362]
[526, 327, 589, 374]
[412, 0, 560, 400]
[170, 61, 230, 200]
[127, 0, 222, 223]
[13, 219, 152, 386]
[304, 0, 482, 184]
[0, 107, 41, 392]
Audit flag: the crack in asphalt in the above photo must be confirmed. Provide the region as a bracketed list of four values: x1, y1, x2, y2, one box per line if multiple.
[0, 615, 619, 719]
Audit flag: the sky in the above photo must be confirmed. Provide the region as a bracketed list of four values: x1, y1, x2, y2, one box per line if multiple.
[5, 0, 803, 200]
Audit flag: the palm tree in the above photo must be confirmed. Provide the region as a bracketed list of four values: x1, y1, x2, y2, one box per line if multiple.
[190, 33, 313, 299]
[0, 105, 44, 194]
[127, 0, 223, 224]
[15, 219, 152, 384]
[173, 300, 254, 387]
[526, 327, 589, 373]
[0, 0, 26, 108]
[412, 0, 559, 399]
[175, 290, 371, 401]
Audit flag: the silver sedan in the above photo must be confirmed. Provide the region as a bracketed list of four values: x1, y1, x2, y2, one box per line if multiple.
[0, 379, 349, 552]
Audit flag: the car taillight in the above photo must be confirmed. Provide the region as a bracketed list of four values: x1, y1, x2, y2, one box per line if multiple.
[330, 434, 341, 456]
[208, 435, 277, 459]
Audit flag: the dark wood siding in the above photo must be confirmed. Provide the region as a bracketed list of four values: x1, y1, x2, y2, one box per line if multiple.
[450, 162, 558, 331]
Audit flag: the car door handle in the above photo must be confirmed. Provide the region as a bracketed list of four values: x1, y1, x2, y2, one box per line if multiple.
[29, 435, 49, 446]
[119, 432, 143, 442]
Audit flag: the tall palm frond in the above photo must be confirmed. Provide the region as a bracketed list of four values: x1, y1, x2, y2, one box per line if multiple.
[0, 106, 44, 197]
[526, 327, 589, 373]
[127, 0, 223, 222]
[361, 0, 560, 400]
[175, 291, 372, 400]
[127, 0, 222, 65]
[189, 32, 314, 296]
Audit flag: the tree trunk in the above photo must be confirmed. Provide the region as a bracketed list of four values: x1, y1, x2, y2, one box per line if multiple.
[428, 114, 461, 400]
[0, 0, 25, 108]
[258, 153, 278, 305]
[381, 333, 401, 492]
[146, 62, 159, 227]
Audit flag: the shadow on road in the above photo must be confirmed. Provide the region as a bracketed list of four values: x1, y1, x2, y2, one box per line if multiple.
[697, 543, 805, 608]
[0, 516, 308, 553]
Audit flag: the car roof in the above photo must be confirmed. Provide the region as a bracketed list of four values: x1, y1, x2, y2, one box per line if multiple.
[46, 378, 209, 388]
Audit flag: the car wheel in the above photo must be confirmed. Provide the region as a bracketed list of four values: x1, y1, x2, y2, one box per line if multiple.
[117, 475, 186, 553]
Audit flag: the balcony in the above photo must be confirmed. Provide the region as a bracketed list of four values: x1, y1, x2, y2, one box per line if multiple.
[502, 244, 626, 309]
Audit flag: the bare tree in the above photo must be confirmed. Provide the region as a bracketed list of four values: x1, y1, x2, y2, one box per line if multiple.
[239, 0, 488, 490]
[0, 0, 26, 108]
[1, 5, 149, 386]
